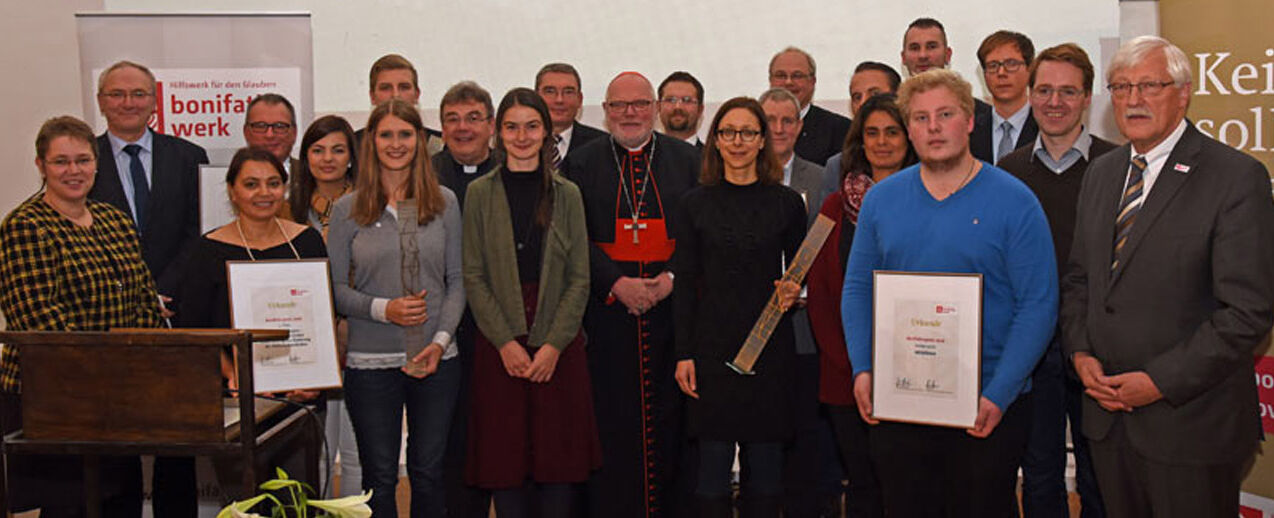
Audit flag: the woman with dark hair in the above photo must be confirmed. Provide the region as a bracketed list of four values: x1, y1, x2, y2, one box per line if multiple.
[805, 93, 916, 518]
[462, 87, 599, 518]
[0, 115, 161, 516]
[289, 115, 358, 237]
[164, 147, 326, 378]
[327, 99, 464, 517]
[672, 96, 806, 517]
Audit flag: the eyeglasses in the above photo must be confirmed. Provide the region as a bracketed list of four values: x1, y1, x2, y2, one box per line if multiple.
[660, 96, 700, 106]
[983, 59, 1025, 73]
[1106, 81, 1175, 99]
[770, 71, 812, 82]
[716, 128, 762, 142]
[100, 90, 154, 102]
[247, 121, 294, 134]
[1031, 86, 1085, 101]
[442, 112, 490, 126]
[603, 99, 655, 113]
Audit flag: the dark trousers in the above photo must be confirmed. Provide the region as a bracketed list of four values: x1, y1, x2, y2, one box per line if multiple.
[782, 353, 844, 518]
[152, 456, 198, 517]
[698, 440, 783, 500]
[826, 404, 883, 518]
[345, 361, 461, 518]
[1021, 342, 1104, 518]
[870, 394, 1032, 518]
[443, 312, 492, 518]
[1089, 419, 1244, 518]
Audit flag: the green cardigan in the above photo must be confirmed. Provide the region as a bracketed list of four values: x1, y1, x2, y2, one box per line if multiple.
[461, 167, 590, 351]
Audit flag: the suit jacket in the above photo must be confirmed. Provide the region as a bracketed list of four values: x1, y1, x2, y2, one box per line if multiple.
[793, 104, 851, 167]
[430, 148, 501, 208]
[1060, 122, 1274, 465]
[567, 121, 607, 158]
[971, 98, 1039, 164]
[90, 130, 208, 282]
[787, 156, 826, 226]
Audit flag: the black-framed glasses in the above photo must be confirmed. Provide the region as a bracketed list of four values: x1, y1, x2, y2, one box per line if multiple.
[1031, 86, 1085, 101]
[100, 90, 154, 102]
[660, 96, 700, 106]
[983, 59, 1025, 73]
[1106, 81, 1175, 99]
[716, 128, 762, 142]
[247, 121, 294, 134]
[604, 99, 655, 113]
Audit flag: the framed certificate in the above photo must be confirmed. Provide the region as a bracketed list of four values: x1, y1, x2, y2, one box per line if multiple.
[871, 271, 982, 428]
[227, 259, 342, 393]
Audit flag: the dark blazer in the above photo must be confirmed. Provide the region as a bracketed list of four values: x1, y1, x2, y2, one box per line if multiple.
[793, 104, 851, 167]
[1060, 122, 1274, 465]
[430, 148, 501, 208]
[90, 130, 208, 282]
[971, 98, 1039, 164]
[567, 121, 607, 158]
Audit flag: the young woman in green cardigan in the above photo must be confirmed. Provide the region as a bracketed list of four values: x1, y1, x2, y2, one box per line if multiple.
[461, 87, 600, 518]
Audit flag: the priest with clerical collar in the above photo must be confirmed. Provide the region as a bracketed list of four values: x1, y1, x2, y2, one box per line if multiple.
[561, 71, 700, 518]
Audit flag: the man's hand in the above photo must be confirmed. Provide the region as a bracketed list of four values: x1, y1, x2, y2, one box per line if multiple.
[852, 372, 879, 425]
[1106, 371, 1163, 409]
[612, 277, 656, 315]
[967, 397, 1003, 438]
[675, 359, 699, 399]
[1073, 352, 1129, 412]
[642, 272, 674, 304]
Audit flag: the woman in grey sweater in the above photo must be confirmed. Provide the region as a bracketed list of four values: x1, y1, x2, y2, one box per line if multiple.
[327, 99, 464, 518]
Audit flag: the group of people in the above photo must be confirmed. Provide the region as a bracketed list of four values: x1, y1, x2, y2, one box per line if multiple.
[0, 14, 1270, 518]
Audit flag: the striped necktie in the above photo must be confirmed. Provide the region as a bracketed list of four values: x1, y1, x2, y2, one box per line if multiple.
[550, 134, 564, 172]
[1112, 154, 1147, 271]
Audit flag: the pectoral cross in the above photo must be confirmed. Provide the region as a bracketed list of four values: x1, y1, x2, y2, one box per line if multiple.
[624, 220, 648, 244]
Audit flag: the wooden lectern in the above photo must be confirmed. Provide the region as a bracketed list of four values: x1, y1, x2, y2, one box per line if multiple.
[0, 329, 319, 518]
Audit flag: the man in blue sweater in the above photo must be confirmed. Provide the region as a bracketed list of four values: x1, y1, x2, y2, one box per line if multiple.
[840, 69, 1058, 516]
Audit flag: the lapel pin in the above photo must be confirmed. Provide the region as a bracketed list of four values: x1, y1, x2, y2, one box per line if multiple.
[1173, 163, 1191, 173]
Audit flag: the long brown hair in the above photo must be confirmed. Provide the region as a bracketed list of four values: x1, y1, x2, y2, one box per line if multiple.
[839, 94, 917, 181]
[494, 87, 556, 228]
[700, 96, 782, 185]
[290, 115, 358, 223]
[351, 99, 446, 226]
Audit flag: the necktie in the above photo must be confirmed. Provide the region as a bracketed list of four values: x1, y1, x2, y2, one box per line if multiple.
[1112, 155, 1147, 271]
[550, 134, 564, 172]
[122, 144, 149, 228]
[995, 121, 1014, 163]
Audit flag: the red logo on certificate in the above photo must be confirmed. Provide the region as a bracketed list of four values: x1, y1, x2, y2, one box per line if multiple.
[1256, 355, 1274, 434]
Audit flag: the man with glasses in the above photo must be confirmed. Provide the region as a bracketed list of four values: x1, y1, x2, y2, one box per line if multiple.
[769, 46, 852, 166]
[996, 43, 1114, 518]
[536, 62, 607, 168]
[243, 93, 299, 173]
[657, 71, 705, 149]
[89, 59, 208, 517]
[971, 31, 1039, 164]
[562, 71, 699, 518]
[1062, 36, 1274, 517]
[432, 81, 497, 207]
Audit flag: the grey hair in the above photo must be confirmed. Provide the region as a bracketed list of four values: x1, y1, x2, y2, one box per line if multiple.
[1106, 35, 1192, 86]
[96, 60, 156, 94]
[758, 87, 801, 112]
[769, 46, 817, 77]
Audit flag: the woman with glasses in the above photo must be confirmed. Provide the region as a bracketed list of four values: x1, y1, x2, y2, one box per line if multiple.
[463, 88, 599, 518]
[327, 99, 464, 517]
[672, 97, 806, 517]
[0, 116, 163, 516]
[806, 93, 916, 518]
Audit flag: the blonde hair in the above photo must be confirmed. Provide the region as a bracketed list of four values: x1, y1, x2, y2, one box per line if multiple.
[897, 69, 975, 120]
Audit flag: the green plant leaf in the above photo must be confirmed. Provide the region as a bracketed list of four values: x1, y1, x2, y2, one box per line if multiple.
[259, 479, 300, 491]
[216, 494, 270, 518]
[307, 491, 373, 518]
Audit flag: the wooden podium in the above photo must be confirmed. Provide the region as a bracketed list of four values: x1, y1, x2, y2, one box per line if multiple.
[0, 329, 320, 517]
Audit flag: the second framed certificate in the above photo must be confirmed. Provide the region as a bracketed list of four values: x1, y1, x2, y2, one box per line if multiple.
[871, 271, 982, 428]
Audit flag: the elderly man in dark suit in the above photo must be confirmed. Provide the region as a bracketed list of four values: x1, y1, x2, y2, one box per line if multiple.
[89, 59, 208, 517]
[1062, 35, 1274, 517]
[769, 46, 852, 166]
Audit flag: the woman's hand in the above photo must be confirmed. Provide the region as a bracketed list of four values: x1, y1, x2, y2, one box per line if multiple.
[525, 345, 561, 383]
[498, 341, 532, 379]
[386, 289, 428, 326]
[675, 359, 699, 399]
[403, 342, 444, 378]
[774, 280, 800, 311]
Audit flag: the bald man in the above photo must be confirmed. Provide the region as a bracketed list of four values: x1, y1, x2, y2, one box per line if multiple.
[562, 72, 701, 517]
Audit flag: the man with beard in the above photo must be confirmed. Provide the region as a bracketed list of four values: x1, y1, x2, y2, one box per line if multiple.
[658, 71, 705, 149]
[563, 72, 700, 518]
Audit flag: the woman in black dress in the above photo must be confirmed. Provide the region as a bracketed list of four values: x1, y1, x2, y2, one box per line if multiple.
[672, 97, 806, 517]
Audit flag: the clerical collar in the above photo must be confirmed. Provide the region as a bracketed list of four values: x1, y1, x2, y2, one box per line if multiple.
[614, 135, 653, 153]
[453, 150, 493, 175]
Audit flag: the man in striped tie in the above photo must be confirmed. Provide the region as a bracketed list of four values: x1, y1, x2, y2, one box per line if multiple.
[1061, 35, 1274, 517]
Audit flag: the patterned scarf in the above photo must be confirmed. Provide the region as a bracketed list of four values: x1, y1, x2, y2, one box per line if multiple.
[841, 172, 875, 225]
[310, 182, 352, 239]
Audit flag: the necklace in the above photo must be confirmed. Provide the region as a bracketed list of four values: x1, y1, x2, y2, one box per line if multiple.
[927, 159, 978, 199]
[609, 137, 657, 244]
[235, 216, 301, 261]
[311, 182, 352, 233]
